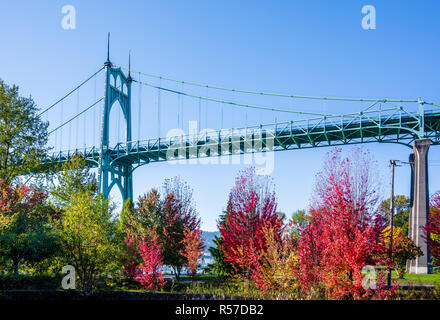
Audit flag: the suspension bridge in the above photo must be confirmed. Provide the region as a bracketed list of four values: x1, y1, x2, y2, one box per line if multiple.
[39, 41, 440, 274]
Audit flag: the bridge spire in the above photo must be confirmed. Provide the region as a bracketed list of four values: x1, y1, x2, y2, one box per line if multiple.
[105, 32, 111, 67]
[127, 50, 132, 82]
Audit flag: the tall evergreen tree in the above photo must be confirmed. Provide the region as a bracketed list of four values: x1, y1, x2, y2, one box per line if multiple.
[207, 211, 235, 276]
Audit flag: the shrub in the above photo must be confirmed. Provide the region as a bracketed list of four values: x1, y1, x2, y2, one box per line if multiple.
[0, 274, 62, 290]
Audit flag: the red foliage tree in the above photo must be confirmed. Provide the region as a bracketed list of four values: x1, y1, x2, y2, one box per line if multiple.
[181, 227, 205, 278]
[0, 179, 48, 224]
[134, 232, 165, 290]
[122, 178, 202, 282]
[424, 191, 440, 267]
[123, 234, 140, 281]
[219, 167, 282, 280]
[163, 176, 200, 233]
[297, 148, 388, 299]
[161, 177, 201, 279]
[0, 179, 57, 274]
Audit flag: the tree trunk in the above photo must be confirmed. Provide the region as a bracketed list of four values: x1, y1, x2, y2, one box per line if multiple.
[172, 266, 181, 282]
[13, 260, 19, 275]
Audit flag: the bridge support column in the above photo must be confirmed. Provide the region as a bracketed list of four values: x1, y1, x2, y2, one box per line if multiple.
[122, 165, 133, 202]
[408, 138, 431, 274]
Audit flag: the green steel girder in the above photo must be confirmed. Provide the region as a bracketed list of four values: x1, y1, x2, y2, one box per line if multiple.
[45, 107, 440, 174]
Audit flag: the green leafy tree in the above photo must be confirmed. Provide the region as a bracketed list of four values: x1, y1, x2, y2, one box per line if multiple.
[53, 191, 118, 291]
[121, 190, 162, 239]
[50, 155, 118, 290]
[380, 195, 410, 236]
[118, 198, 137, 234]
[382, 226, 423, 279]
[288, 209, 310, 241]
[49, 153, 97, 210]
[0, 79, 49, 183]
[393, 235, 423, 279]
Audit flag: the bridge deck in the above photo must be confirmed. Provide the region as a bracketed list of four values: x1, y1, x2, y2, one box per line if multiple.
[44, 108, 440, 170]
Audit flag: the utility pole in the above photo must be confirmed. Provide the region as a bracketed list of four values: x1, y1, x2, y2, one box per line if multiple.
[388, 160, 397, 287]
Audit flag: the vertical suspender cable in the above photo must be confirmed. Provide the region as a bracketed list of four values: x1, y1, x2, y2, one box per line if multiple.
[221, 104, 224, 129]
[45, 106, 53, 150]
[177, 93, 181, 129]
[205, 87, 208, 129]
[76, 90, 79, 148]
[232, 89, 235, 128]
[69, 121, 72, 152]
[220, 89, 224, 129]
[138, 72, 142, 141]
[157, 78, 161, 138]
[45, 108, 49, 141]
[60, 100, 64, 151]
[83, 107, 86, 148]
[54, 122, 58, 152]
[198, 97, 201, 132]
[93, 74, 96, 148]
[181, 82, 184, 130]
[117, 102, 121, 145]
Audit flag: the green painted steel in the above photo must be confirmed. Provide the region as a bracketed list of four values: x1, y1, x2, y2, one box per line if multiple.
[43, 66, 440, 203]
[98, 61, 133, 201]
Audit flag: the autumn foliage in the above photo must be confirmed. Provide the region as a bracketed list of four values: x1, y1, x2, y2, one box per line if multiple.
[0, 179, 48, 228]
[181, 227, 205, 278]
[382, 226, 422, 279]
[297, 148, 388, 299]
[134, 233, 165, 290]
[252, 223, 299, 294]
[219, 167, 283, 284]
[424, 191, 440, 267]
[0, 179, 57, 274]
[120, 177, 205, 284]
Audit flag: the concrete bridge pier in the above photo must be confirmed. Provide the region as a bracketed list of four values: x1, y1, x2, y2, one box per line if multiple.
[408, 138, 431, 274]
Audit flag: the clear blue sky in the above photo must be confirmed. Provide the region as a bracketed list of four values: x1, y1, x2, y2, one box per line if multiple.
[0, 1, 439, 230]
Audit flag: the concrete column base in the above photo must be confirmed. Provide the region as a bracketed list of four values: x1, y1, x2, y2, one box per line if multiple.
[407, 138, 431, 274]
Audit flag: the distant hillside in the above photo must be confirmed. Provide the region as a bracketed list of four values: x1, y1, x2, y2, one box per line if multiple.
[202, 231, 220, 250]
[201, 231, 220, 267]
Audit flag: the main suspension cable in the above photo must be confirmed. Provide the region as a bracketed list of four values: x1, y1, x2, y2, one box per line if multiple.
[134, 79, 331, 116]
[122, 66, 419, 104]
[39, 66, 104, 116]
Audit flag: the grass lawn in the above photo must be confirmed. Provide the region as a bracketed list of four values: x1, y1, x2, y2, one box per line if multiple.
[179, 274, 217, 281]
[392, 271, 440, 284]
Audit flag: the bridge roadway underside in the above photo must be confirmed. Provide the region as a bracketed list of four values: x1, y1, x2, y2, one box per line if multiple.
[45, 110, 440, 168]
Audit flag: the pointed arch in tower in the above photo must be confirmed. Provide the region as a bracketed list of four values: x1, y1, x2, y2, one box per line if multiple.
[98, 62, 134, 203]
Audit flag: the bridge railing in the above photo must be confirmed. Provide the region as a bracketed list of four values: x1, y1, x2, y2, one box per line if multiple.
[45, 106, 440, 165]
[111, 106, 421, 149]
